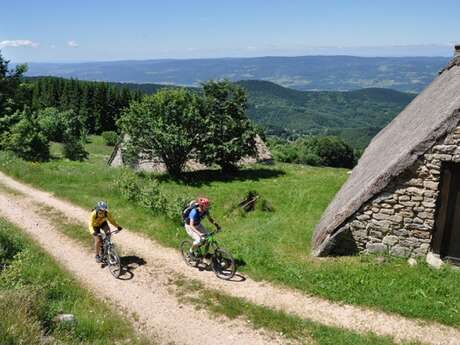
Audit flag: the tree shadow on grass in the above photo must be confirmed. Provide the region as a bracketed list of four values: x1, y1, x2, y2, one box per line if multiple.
[117, 255, 146, 281]
[155, 167, 285, 187]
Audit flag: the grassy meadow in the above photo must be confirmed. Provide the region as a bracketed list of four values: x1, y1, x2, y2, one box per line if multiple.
[0, 135, 459, 327]
[0, 218, 153, 345]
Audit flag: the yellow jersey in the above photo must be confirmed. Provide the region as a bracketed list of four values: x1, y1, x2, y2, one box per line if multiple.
[88, 210, 120, 233]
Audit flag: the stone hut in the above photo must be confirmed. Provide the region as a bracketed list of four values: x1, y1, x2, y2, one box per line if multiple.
[312, 45, 460, 261]
[107, 134, 273, 172]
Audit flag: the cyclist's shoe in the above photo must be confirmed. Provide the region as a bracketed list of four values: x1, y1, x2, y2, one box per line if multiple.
[95, 255, 102, 263]
[188, 250, 199, 260]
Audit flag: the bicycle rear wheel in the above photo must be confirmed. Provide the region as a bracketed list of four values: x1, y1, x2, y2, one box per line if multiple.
[211, 248, 235, 280]
[179, 239, 198, 267]
[107, 247, 122, 278]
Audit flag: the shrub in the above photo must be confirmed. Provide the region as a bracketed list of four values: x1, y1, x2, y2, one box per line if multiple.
[63, 137, 88, 161]
[115, 170, 141, 201]
[2, 109, 50, 162]
[102, 131, 119, 146]
[61, 110, 88, 161]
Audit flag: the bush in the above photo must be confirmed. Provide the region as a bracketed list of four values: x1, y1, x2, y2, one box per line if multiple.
[2, 109, 50, 162]
[63, 137, 88, 161]
[102, 131, 119, 146]
[115, 170, 141, 201]
[115, 170, 189, 223]
[61, 110, 88, 161]
[36, 107, 65, 142]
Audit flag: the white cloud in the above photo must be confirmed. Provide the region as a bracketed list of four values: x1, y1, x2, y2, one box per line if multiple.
[0, 40, 39, 48]
[67, 40, 79, 48]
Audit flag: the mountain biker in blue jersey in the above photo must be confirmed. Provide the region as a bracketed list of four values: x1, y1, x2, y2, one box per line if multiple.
[184, 197, 220, 257]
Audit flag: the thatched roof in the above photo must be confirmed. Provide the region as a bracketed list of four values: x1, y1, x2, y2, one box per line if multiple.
[312, 54, 460, 256]
[107, 134, 273, 172]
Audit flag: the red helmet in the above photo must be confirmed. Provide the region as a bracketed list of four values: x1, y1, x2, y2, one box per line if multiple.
[197, 197, 210, 208]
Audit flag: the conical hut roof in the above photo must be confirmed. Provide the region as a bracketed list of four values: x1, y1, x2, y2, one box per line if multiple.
[312, 54, 460, 256]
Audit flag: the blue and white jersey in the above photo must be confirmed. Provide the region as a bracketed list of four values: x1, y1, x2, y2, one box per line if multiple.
[188, 208, 208, 225]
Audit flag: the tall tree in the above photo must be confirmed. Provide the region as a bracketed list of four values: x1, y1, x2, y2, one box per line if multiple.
[199, 80, 257, 172]
[118, 88, 205, 176]
[0, 50, 27, 117]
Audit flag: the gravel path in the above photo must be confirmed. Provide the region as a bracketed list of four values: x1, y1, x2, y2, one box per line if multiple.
[1, 171, 460, 345]
[0, 190, 290, 345]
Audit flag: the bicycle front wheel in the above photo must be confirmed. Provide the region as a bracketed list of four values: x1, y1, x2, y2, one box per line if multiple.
[179, 239, 198, 267]
[107, 247, 122, 278]
[211, 248, 235, 280]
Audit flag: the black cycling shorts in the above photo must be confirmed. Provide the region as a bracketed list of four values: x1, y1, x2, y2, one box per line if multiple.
[92, 221, 109, 236]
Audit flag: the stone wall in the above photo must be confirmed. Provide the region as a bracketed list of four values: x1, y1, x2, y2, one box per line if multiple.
[342, 125, 460, 257]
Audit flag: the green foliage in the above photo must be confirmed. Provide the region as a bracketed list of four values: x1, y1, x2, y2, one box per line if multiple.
[26, 76, 141, 134]
[101, 130, 119, 146]
[2, 108, 50, 161]
[269, 136, 356, 168]
[238, 80, 415, 149]
[115, 169, 189, 222]
[0, 219, 152, 345]
[4, 138, 460, 327]
[199, 80, 257, 172]
[61, 109, 88, 161]
[118, 88, 205, 176]
[36, 107, 65, 142]
[0, 50, 28, 117]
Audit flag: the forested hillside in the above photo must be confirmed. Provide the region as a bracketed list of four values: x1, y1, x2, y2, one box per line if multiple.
[25, 77, 415, 149]
[25, 77, 142, 133]
[237, 80, 415, 148]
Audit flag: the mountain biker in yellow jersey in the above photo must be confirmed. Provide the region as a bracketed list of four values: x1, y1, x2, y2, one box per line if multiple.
[88, 201, 122, 263]
[184, 197, 220, 257]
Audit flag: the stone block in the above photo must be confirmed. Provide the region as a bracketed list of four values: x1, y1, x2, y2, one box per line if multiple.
[406, 178, 423, 187]
[393, 228, 409, 237]
[418, 212, 434, 220]
[382, 235, 399, 246]
[423, 181, 439, 190]
[390, 245, 411, 257]
[357, 214, 371, 221]
[433, 145, 457, 153]
[413, 207, 425, 212]
[433, 154, 452, 161]
[366, 242, 387, 254]
[411, 195, 424, 202]
[399, 211, 414, 218]
[422, 201, 436, 208]
[373, 213, 403, 223]
[372, 207, 380, 213]
[400, 201, 417, 207]
[423, 190, 438, 198]
[426, 252, 443, 269]
[407, 187, 424, 195]
[351, 220, 365, 229]
[381, 209, 395, 215]
[411, 230, 431, 239]
[398, 195, 410, 201]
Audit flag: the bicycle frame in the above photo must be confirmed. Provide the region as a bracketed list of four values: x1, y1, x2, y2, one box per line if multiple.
[196, 231, 220, 257]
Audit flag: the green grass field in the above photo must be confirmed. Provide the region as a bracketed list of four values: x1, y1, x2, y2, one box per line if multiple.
[0, 218, 153, 345]
[0, 135, 459, 327]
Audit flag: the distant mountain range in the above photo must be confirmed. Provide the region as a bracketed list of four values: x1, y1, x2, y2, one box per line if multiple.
[23, 55, 449, 93]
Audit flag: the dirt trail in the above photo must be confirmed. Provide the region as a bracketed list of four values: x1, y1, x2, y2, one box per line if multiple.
[0, 193, 290, 345]
[1, 171, 460, 345]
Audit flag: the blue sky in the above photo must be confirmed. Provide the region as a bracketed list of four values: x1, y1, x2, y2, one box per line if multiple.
[1, 0, 459, 62]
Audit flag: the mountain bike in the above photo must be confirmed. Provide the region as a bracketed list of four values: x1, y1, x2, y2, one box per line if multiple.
[100, 229, 122, 278]
[179, 229, 236, 280]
